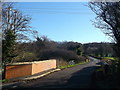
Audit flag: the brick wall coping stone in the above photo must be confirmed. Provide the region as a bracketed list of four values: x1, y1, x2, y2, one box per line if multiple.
[6, 59, 56, 66]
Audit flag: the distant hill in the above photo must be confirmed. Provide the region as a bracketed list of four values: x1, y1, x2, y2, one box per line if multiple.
[83, 42, 115, 57]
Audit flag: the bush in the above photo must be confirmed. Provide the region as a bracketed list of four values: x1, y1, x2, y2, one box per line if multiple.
[38, 49, 84, 62]
[56, 58, 69, 67]
[12, 52, 38, 62]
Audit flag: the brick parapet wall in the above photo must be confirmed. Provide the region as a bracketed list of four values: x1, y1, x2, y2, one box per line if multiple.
[5, 59, 56, 79]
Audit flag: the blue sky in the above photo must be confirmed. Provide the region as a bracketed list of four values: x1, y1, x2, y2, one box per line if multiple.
[15, 2, 111, 44]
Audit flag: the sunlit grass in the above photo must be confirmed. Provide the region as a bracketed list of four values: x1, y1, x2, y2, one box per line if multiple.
[0, 79, 9, 83]
[57, 61, 89, 69]
[103, 57, 118, 60]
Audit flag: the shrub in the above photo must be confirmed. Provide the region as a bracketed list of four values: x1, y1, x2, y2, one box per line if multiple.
[12, 52, 38, 62]
[56, 58, 69, 67]
[38, 49, 83, 62]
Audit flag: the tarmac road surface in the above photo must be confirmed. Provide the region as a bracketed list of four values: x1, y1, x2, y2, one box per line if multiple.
[2, 56, 100, 89]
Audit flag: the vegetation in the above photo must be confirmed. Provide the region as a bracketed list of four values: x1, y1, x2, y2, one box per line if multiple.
[89, 2, 120, 71]
[89, 2, 120, 88]
[0, 79, 9, 83]
[13, 38, 86, 63]
[57, 60, 89, 69]
[2, 3, 117, 66]
[2, 3, 37, 64]
[10, 37, 115, 64]
[2, 2, 120, 88]
[102, 57, 118, 61]
[83, 42, 115, 57]
[1, 4, 89, 80]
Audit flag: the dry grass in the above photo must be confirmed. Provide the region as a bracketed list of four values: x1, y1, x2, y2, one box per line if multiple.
[56, 58, 69, 67]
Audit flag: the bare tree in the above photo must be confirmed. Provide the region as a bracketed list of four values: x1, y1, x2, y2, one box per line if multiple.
[2, 2, 37, 64]
[2, 3, 35, 41]
[88, 2, 120, 70]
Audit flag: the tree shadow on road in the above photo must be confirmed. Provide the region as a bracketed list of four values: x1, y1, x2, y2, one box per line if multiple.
[23, 66, 99, 88]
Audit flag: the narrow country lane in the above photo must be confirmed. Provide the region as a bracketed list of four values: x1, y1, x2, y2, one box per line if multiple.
[3, 57, 101, 89]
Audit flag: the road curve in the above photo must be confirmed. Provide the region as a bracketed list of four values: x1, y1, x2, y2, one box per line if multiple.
[3, 56, 100, 89]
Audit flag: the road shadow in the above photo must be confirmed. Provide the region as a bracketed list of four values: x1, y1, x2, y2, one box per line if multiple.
[17, 66, 99, 89]
[65, 66, 98, 88]
[96, 62, 103, 65]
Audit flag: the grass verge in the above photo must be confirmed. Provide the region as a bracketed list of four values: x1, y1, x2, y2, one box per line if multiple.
[103, 57, 118, 60]
[57, 61, 90, 69]
[0, 79, 9, 83]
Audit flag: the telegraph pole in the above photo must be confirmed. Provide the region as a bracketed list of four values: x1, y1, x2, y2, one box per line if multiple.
[7, 7, 10, 31]
[13, 10, 17, 35]
[13, 10, 17, 59]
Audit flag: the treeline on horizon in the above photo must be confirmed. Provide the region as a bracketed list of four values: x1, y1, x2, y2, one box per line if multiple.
[12, 36, 115, 63]
[2, 2, 118, 66]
